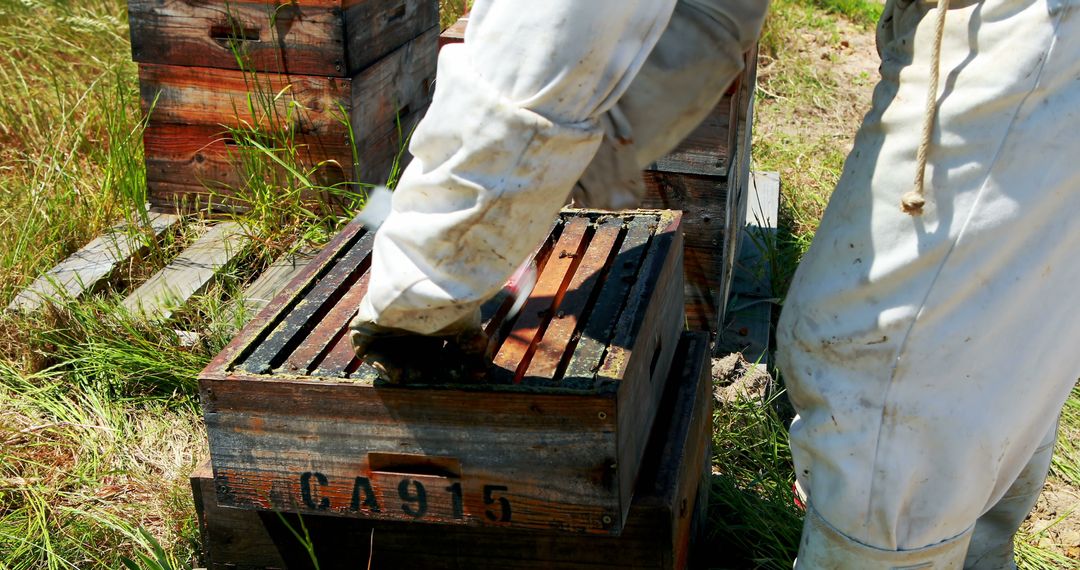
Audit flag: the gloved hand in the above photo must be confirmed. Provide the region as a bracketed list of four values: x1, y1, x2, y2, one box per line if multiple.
[348, 309, 495, 385]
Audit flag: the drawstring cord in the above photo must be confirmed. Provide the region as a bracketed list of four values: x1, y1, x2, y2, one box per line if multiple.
[901, 0, 951, 216]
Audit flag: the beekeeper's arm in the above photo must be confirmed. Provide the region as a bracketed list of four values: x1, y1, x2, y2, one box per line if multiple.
[354, 0, 767, 341]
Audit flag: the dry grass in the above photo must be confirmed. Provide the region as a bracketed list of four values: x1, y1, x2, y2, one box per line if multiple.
[0, 0, 1075, 567]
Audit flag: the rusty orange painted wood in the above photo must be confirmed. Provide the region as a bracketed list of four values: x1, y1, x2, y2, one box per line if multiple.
[309, 271, 370, 377]
[138, 26, 438, 210]
[140, 63, 352, 134]
[491, 216, 590, 383]
[128, 0, 438, 77]
[142, 122, 353, 210]
[481, 219, 561, 341]
[192, 332, 711, 569]
[199, 209, 685, 535]
[521, 217, 622, 382]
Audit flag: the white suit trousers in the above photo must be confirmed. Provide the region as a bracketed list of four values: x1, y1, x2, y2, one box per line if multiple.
[778, 0, 1080, 559]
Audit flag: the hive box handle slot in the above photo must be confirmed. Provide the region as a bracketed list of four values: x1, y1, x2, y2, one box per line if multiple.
[209, 22, 261, 46]
[386, 3, 408, 23]
[648, 334, 664, 383]
[368, 452, 462, 479]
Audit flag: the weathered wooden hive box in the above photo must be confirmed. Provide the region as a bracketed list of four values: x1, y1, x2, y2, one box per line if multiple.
[127, 0, 439, 210]
[199, 209, 685, 534]
[193, 331, 712, 569]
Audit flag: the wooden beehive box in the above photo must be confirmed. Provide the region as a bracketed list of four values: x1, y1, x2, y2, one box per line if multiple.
[643, 49, 755, 335]
[129, 0, 437, 77]
[127, 0, 439, 210]
[192, 331, 712, 569]
[198, 208, 685, 535]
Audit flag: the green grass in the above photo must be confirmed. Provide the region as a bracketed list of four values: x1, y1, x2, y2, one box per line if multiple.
[0, 0, 147, 302]
[751, 0, 872, 296]
[1052, 386, 1080, 487]
[439, 0, 470, 29]
[0, 2, 186, 562]
[704, 392, 803, 569]
[0, 0, 1076, 568]
[713, 0, 1080, 567]
[808, 0, 884, 27]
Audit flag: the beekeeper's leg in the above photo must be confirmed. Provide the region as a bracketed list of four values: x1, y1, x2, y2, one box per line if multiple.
[965, 421, 1057, 570]
[572, 0, 768, 209]
[356, 1, 676, 334]
[776, 0, 1080, 566]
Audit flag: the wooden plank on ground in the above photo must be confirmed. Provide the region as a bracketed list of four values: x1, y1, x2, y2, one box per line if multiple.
[731, 171, 780, 299]
[719, 171, 780, 368]
[122, 221, 251, 322]
[7, 211, 181, 314]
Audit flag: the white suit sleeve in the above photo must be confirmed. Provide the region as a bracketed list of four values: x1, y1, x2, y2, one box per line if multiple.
[573, 0, 769, 209]
[357, 0, 677, 334]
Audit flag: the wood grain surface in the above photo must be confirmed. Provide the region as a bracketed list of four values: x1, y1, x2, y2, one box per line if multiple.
[240, 247, 319, 319]
[521, 217, 622, 383]
[139, 27, 437, 209]
[122, 221, 251, 321]
[348, 25, 437, 185]
[199, 209, 685, 534]
[192, 331, 711, 569]
[7, 210, 181, 314]
[129, 0, 437, 77]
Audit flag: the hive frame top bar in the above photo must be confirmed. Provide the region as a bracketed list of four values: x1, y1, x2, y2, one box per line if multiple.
[200, 208, 684, 395]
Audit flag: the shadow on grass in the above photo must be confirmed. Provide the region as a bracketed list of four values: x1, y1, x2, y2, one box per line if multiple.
[693, 379, 804, 569]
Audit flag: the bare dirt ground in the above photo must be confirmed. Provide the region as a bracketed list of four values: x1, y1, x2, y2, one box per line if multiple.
[760, 17, 880, 152]
[1031, 481, 1080, 560]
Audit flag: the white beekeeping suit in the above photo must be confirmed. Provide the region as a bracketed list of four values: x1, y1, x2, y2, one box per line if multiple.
[353, 0, 1078, 567]
[355, 0, 766, 334]
[778, 0, 1080, 567]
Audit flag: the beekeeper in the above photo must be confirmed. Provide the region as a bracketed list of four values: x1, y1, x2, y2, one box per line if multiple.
[349, 0, 1079, 567]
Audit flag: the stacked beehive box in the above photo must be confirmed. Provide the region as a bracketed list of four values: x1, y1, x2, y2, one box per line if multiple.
[194, 208, 710, 568]
[176, 12, 759, 568]
[192, 331, 713, 569]
[200, 209, 686, 535]
[642, 47, 758, 336]
[128, 0, 439, 211]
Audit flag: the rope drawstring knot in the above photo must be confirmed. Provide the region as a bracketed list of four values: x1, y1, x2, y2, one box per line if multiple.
[902, 0, 951, 216]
